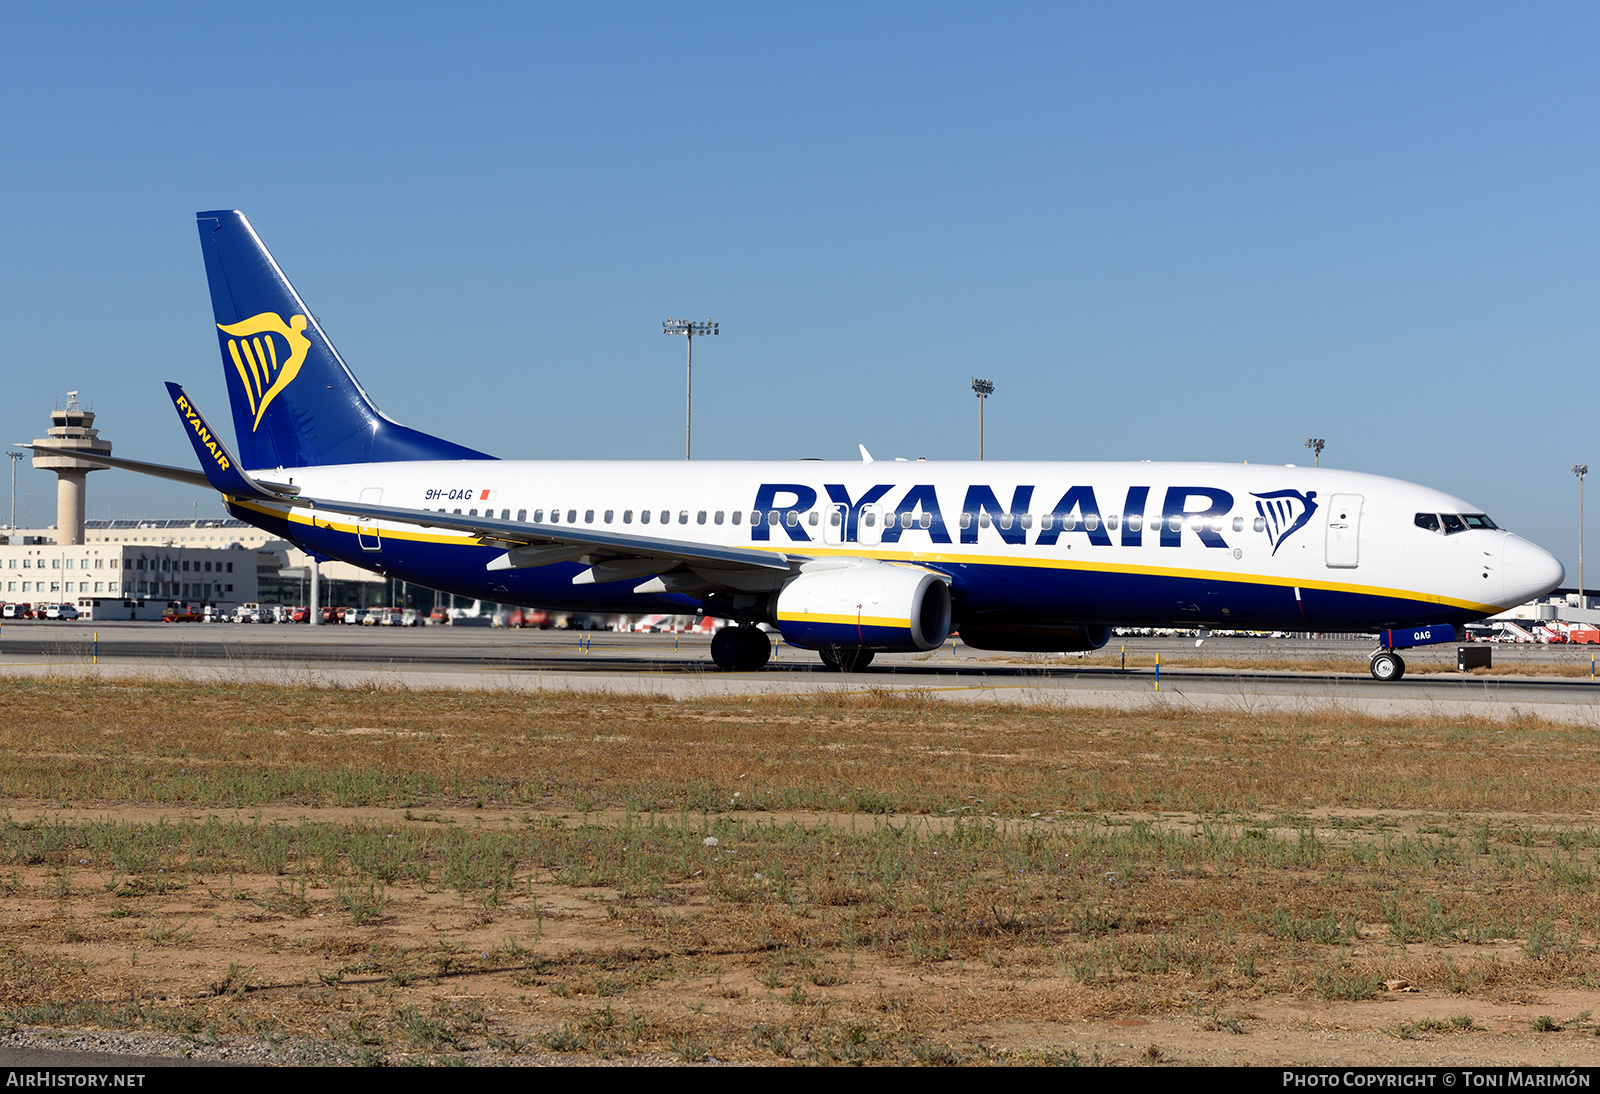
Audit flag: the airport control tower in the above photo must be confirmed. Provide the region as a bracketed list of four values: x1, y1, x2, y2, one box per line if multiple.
[31, 393, 111, 546]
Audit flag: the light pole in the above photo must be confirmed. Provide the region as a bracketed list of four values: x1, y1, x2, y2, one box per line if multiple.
[1576, 464, 1589, 606]
[971, 378, 994, 460]
[5, 451, 21, 531]
[662, 318, 717, 459]
[1305, 438, 1325, 467]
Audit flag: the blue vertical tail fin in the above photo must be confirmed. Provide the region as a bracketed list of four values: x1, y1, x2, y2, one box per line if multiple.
[195, 210, 494, 470]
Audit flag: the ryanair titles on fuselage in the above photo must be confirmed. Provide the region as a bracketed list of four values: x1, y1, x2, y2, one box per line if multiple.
[745, 482, 1313, 550]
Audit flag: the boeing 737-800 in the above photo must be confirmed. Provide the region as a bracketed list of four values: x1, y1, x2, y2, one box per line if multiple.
[27, 211, 1566, 680]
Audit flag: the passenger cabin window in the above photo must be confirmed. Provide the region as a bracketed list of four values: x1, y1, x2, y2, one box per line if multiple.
[1021, 513, 1034, 530]
[584, 510, 594, 523]
[1253, 516, 1266, 532]
[623, 510, 632, 523]
[998, 514, 1013, 530]
[1127, 514, 1142, 531]
[604, 510, 614, 523]
[919, 512, 931, 529]
[830, 511, 842, 527]
[715, 511, 725, 525]
[1415, 513, 1441, 533]
[640, 510, 650, 524]
[785, 511, 798, 527]
[731, 511, 741, 525]
[568, 509, 578, 523]
[1106, 514, 1118, 531]
[501, 509, 510, 520]
[679, 511, 689, 524]
[1040, 513, 1054, 530]
[768, 511, 779, 526]
[1232, 516, 1244, 532]
[533, 509, 543, 522]
[550, 510, 560, 523]
[660, 510, 670, 524]
[1084, 514, 1100, 531]
[697, 511, 707, 525]
[517, 509, 526, 521]
[977, 512, 991, 529]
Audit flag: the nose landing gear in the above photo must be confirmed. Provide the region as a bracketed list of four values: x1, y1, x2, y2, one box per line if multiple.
[1369, 649, 1406, 681]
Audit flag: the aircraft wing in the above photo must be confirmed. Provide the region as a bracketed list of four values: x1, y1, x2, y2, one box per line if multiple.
[17, 443, 214, 491]
[291, 494, 795, 573]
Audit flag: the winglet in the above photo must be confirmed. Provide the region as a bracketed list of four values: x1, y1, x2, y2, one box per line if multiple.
[165, 382, 292, 500]
[858, 444, 874, 464]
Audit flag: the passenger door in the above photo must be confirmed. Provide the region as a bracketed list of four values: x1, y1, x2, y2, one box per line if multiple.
[358, 487, 383, 551]
[1325, 493, 1362, 568]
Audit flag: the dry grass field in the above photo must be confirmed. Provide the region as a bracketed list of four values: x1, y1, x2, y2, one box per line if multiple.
[2, 673, 1600, 1065]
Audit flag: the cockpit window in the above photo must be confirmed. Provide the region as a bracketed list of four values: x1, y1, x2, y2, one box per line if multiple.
[1417, 512, 1499, 535]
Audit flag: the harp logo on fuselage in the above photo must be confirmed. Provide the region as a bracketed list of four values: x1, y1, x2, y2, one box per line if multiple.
[217, 312, 312, 432]
[1251, 489, 1318, 555]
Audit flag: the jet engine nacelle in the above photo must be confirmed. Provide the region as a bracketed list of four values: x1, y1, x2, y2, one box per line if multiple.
[775, 562, 952, 652]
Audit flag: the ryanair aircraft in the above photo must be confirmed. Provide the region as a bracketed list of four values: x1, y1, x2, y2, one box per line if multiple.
[31, 212, 1566, 680]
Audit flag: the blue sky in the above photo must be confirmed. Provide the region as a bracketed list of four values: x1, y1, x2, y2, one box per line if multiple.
[2, 3, 1596, 574]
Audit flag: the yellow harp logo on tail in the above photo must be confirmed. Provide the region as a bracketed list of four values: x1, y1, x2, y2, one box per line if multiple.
[217, 312, 312, 431]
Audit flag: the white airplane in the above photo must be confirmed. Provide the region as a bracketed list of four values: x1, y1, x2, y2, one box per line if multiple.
[27, 211, 1565, 681]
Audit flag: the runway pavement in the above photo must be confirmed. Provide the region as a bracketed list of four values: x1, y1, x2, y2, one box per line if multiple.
[3, 620, 1599, 724]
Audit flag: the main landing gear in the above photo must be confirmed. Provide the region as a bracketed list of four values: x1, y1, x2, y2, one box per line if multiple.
[1369, 649, 1406, 682]
[711, 625, 773, 672]
[819, 647, 875, 672]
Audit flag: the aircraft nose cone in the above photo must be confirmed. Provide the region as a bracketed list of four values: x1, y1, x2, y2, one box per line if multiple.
[1502, 534, 1565, 606]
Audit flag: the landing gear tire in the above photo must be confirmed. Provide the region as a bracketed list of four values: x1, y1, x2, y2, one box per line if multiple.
[1369, 651, 1406, 682]
[819, 647, 876, 673]
[711, 626, 773, 672]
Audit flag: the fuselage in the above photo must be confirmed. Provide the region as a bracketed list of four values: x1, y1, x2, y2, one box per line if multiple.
[228, 457, 1564, 635]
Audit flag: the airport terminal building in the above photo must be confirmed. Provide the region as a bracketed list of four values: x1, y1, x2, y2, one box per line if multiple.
[0, 539, 258, 617]
[0, 519, 429, 614]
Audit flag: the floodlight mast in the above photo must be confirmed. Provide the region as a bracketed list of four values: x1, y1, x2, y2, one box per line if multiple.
[5, 451, 21, 531]
[1576, 464, 1589, 605]
[1305, 437, 1325, 468]
[971, 378, 995, 460]
[662, 318, 718, 459]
